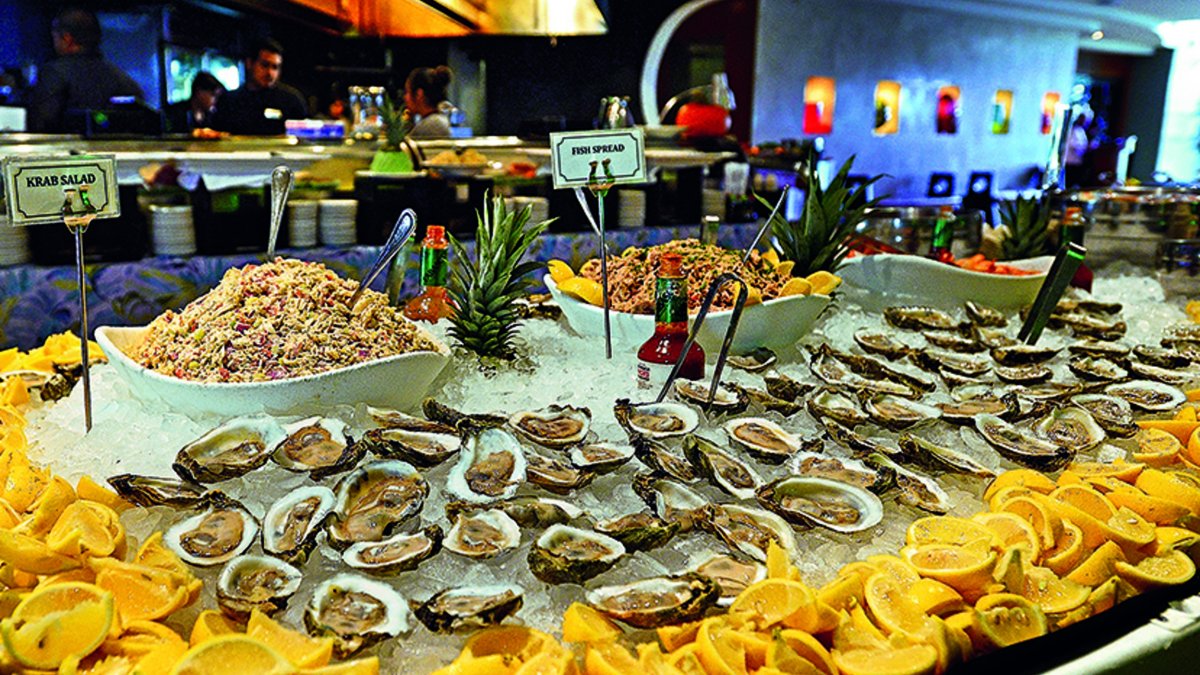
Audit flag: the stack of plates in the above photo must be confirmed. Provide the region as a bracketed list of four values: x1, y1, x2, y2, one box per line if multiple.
[319, 199, 358, 247]
[288, 200, 319, 248]
[149, 205, 196, 256]
[0, 216, 31, 266]
[618, 190, 647, 228]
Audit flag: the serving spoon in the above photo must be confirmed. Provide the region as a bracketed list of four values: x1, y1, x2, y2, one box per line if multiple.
[349, 209, 418, 310]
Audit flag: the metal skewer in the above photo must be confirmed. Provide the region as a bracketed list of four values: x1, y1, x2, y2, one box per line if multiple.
[655, 272, 750, 406]
[574, 159, 616, 359]
[62, 185, 97, 433]
[349, 209, 417, 310]
[267, 165, 294, 258]
[743, 186, 789, 264]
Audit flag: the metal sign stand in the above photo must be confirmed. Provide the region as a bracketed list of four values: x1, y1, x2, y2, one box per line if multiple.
[572, 159, 616, 359]
[63, 190, 97, 432]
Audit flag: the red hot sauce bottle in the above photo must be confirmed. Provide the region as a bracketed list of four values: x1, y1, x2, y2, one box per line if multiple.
[636, 252, 706, 390]
[403, 225, 456, 323]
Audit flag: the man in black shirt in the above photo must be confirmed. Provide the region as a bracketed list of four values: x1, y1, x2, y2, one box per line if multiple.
[28, 7, 144, 133]
[212, 38, 307, 135]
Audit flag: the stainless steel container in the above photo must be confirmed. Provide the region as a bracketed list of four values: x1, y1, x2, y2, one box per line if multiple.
[858, 207, 983, 259]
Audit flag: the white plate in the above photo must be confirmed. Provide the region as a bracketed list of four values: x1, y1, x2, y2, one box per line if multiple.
[838, 254, 1054, 309]
[544, 275, 832, 354]
[96, 325, 451, 418]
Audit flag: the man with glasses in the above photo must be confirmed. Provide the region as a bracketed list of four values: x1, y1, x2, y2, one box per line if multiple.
[212, 37, 307, 135]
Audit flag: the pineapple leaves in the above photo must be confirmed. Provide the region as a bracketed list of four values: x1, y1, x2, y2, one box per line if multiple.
[998, 195, 1052, 261]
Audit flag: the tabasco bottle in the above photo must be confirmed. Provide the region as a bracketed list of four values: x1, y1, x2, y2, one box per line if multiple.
[636, 253, 705, 390]
[929, 205, 956, 263]
[1061, 206, 1093, 293]
[403, 225, 456, 323]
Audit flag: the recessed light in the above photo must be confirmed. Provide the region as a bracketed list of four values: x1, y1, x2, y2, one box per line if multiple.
[1091, 30, 1105, 40]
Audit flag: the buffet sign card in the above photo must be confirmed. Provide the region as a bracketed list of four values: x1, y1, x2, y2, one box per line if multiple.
[3, 155, 120, 226]
[549, 128, 647, 189]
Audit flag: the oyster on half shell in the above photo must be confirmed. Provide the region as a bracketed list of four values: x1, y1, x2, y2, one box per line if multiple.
[569, 443, 634, 474]
[414, 585, 524, 633]
[164, 493, 258, 567]
[807, 388, 868, 427]
[341, 525, 443, 575]
[755, 477, 883, 532]
[698, 504, 799, 563]
[1070, 394, 1138, 438]
[884, 306, 962, 331]
[1068, 357, 1128, 382]
[723, 418, 803, 464]
[215, 554, 302, 620]
[673, 380, 749, 414]
[632, 436, 699, 483]
[586, 575, 719, 628]
[614, 400, 699, 439]
[107, 475, 205, 508]
[632, 474, 708, 532]
[897, 433, 996, 478]
[861, 394, 942, 430]
[594, 512, 678, 552]
[688, 555, 766, 607]
[354, 428, 462, 467]
[444, 509, 521, 559]
[326, 461, 428, 549]
[974, 414, 1072, 470]
[1035, 407, 1106, 452]
[854, 330, 912, 359]
[527, 524, 625, 584]
[305, 574, 411, 658]
[793, 452, 894, 494]
[726, 348, 777, 372]
[1105, 380, 1187, 412]
[173, 417, 284, 484]
[270, 417, 360, 478]
[864, 453, 950, 514]
[508, 405, 591, 448]
[525, 449, 595, 494]
[446, 429, 527, 503]
[261, 485, 335, 563]
[682, 434, 762, 500]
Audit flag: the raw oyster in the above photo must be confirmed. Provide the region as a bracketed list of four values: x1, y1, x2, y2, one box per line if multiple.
[861, 394, 942, 430]
[341, 525, 442, 575]
[974, 414, 1072, 470]
[1068, 357, 1128, 382]
[1057, 298, 1122, 316]
[1126, 361, 1196, 387]
[911, 349, 991, 378]
[1069, 340, 1131, 360]
[164, 493, 258, 567]
[884, 306, 962, 331]
[682, 434, 762, 500]
[367, 407, 458, 435]
[173, 417, 284, 484]
[305, 574, 411, 658]
[727, 384, 804, 417]
[1035, 408, 1106, 452]
[444, 509, 521, 558]
[528, 524, 626, 583]
[673, 380, 748, 414]
[864, 453, 950, 514]
[854, 330, 912, 359]
[810, 349, 918, 398]
[897, 433, 996, 478]
[726, 348, 777, 372]
[976, 327, 1018, 349]
[1014, 382, 1086, 402]
[991, 344, 1060, 366]
[1065, 315, 1126, 340]
[793, 452, 894, 494]
[508, 405, 591, 449]
[354, 428, 462, 467]
[965, 301, 1007, 327]
[326, 461, 428, 549]
[936, 390, 1019, 424]
[807, 388, 868, 426]
[632, 435, 699, 482]
[821, 418, 901, 458]
[1105, 380, 1187, 412]
[614, 400, 699, 439]
[216, 554, 302, 620]
[688, 555, 766, 607]
[569, 442, 634, 474]
[763, 373, 812, 403]
[1070, 394, 1138, 438]
[446, 497, 582, 529]
[820, 345, 936, 393]
[1163, 324, 1200, 345]
[525, 449, 595, 494]
[107, 475, 205, 508]
[586, 575, 719, 628]
[595, 512, 679, 552]
[994, 364, 1053, 385]
[756, 476, 883, 533]
[723, 418, 803, 464]
[446, 428, 527, 503]
[414, 585, 523, 632]
[423, 398, 507, 431]
[262, 486, 335, 563]
[270, 417, 360, 478]
[632, 474, 708, 532]
[924, 330, 984, 353]
[698, 504, 799, 562]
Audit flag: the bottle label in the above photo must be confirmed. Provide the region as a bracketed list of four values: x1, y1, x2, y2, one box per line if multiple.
[655, 278, 687, 325]
[636, 359, 675, 391]
[931, 217, 954, 251]
[420, 247, 448, 287]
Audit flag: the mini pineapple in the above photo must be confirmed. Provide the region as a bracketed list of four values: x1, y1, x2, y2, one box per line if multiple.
[997, 196, 1052, 261]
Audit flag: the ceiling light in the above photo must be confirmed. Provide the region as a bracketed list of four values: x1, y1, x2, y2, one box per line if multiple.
[1091, 30, 1105, 40]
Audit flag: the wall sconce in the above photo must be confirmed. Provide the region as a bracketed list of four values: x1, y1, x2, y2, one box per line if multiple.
[936, 85, 960, 135]
[803, 76, 836, 134]
[1041, 92, 1061, 134]
[992, 90, 1013, 135]
[874, 80, 901, 136]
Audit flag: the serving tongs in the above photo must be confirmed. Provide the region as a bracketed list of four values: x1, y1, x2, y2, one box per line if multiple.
[655, 272, 750, 407]
[348, 209, 417, 310]
[1017, 242, 1087, 345]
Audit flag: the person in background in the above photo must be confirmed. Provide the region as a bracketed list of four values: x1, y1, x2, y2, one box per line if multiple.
[164, 71, 223, 133]
[1064, 109, 1093, 188]
[404, 66, 454, 138]
[28, 7, 144, 133]
[212, 37, 306, 135]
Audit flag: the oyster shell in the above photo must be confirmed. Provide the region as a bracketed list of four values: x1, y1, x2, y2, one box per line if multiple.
[673, 380, 749, 414]
[820, 418, 901, 458]
[756, 476, 883, 533]
[1014, 382, 1086, 402]
[354, 428, 462, 467]
[723, 418, 803, 464]
[1126, 361, 1196, 387]
[446, 429, 527, 504]
[991, 344, 1060, 366]
[1057, 298, 1122, 316]
[1105, 380, 1187, 412]
[884, 306, 962, 331]
[763, 373, 812, 403]
[595, 512, 679, 552]
[1069, 340, 1131, 361]
[976, 327, 1018, 349]
[614, 400, 699, 439]
[508, 405, 591, 449]
[423, 399, 507, 431]
[1068, 357, 1128, 382]
[688, 555, 766, 607]
[414, 585, 524, 633]
[854, 330, 912, 359]
[864, 453, 950, 514]
[974, 414, 1072, 470]
[367, 407, 458, 435]
[861, 394, 942, 430]
[911, 349, 991, 378]
[528, 524, 626, 583]
[810, 349, 918, 397]
[305, 574, 411, 658]
[632, 474, 708, 532]
[444, 509, 521, 558]
[1163, 324, 1200, 345]
[924, 331, 984, 353]
[727, 384, 804, 417]
[341, 525, 442, 575]
[1034, 408, 1106, 452]
[525, 449, 595, 494]
[216, 554, 302, 620]
[726, 348, 777, 372]
[632, 436, 699, 483]
[682, 434, 762, 499]
[262, 486, 335, 564]
[1069, 394, 1138, 438]
[792, 451, 894, 494]
[698, 504, 799, 562]
[569, 443, 635, 474]
[446, 497, 582, 529]
[1064, 315, 1126, 340]
[164, 493, 258, 567]
[965, 301, 1007, 327]
[806, 388, 868, 426]
[994, 364, 1053, 385]
[820, 345, 936, 393]
[586, 575, 719, 628]
[897, 433, 996, 478]
[173, 417, 284, 484]
[270, 417, 360, 478]
[327, 461, 428, 549]
[936, 391, 1019, 424]
[107, 475, 205, 508]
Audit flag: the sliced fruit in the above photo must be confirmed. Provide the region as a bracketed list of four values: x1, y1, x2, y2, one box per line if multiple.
[247, 610, 332, 669]
[656, 620, 702, 652]
[766, 541, 799, 581]
[729, 579, 814, 630]
[1188, 426, 1200, 465]
[1049, 485, 1115, 521]
[723, 630, 768, 672]
[806, 271, 841, 296]
[517, 650, 575, 675]
[15, 476, 75, 537]
[46, 501, 123, 559]
[1133, 428, 1183, 466]
[991, 547, 1028, 594]
[461, 627, 557, 664]
[1019, 566, 1089, 614]
[831, 644, 937, 675]
[779, 278, 813, 298]
[905, 545, 997, 594]
[547, 260, 574, 284]
[1106, 487, 1191, 526]
[0, 583, 114, 670]
[774, 630, 834, 675]
[101, 620, 185, 658]
[303, 657, 380, 675]
[908, 578, 965, 617]
[817, 574, 864, 612]
[557, 277, 605, 306]
[96, 567, 189, 624]
[906, 517, 997, 550]
[774, 261, 796, 279]
[1153, 526, 1200, 556]
[169, 635, 293, 675]
[1136, 419, 1200, 447]
[132, 640, 189, 675]
[1062, 461, 1145, 484]
[75, 476, 131, 514]
[695, 619, 747, 675]
[972, 593, 1047, 649]
[1114, 550, 1196, 589]
[189, 610, 242, 647]
[0, 530, 80, 575]
[863, 573, 927, 636]
[863, 556, 921, 589]
[1066, 541, 1126, 587]
[997, 496, 1061, 550]
[765, 631, 822, 674]
[1137, 469, 1200, 516]
[562, 602, 621, 644]
[1101, 507, 1157, 552]
[984, 470, 1056, 503]
[134, 533, 191, 580]
[971, 513, 1040, 559]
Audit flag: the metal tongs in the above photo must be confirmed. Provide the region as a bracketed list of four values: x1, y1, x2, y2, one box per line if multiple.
[349, 209, 417, 309]
[1017, 242, 1087, 344]
[743, 186, 788, 264]
[655, 272, 750, 407]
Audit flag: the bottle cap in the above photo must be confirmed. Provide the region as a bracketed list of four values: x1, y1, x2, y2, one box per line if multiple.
[426, 225, 446, 242]
[659, 252, 683, 278]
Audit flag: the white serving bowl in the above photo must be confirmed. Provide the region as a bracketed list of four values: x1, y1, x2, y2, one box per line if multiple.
[544, 275, 832, 354]
[96, 325, 451, 418]
[838, 254, 1054, 310]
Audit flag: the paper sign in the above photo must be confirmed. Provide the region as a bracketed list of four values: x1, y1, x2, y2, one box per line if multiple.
[3, 155, 120, 226]
[549, 128, 646, 189]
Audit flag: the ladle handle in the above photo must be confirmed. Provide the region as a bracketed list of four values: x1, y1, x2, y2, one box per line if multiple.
[349, 209, 417, 309]
[267, 165, 294, 258]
